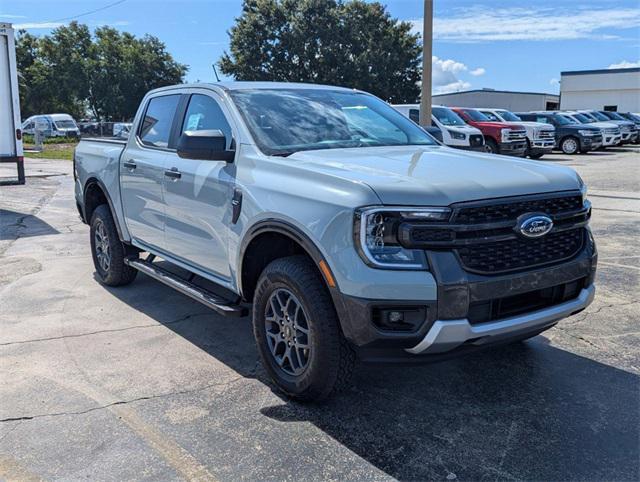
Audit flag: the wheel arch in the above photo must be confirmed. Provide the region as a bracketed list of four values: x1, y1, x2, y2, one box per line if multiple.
[238, 220, 337, 303]
[83, 177, 125, 241]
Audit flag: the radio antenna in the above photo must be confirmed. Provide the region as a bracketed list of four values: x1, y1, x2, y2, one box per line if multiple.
[212, 63, 220, 82]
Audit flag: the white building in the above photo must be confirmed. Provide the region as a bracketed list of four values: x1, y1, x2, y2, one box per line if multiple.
[560, 68, 640, 112]
[432, 89, 560, 112]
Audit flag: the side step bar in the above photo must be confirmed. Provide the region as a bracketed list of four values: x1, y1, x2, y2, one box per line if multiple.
[124, 258, 248, 317]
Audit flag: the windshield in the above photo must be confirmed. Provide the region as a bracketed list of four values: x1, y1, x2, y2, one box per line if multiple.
[432, 107, 465, 126]
[497, 110, 522, 122]
[480, 111, 501, 121]
[230, 89, 437, 156]
[55, 120, 76, 129]
[572, 113, 593, 123]
[590, 111, 610, 121]
[553, 115, 574, 126]
[604, 111, 625, 121]
[463, 109, 490, 122]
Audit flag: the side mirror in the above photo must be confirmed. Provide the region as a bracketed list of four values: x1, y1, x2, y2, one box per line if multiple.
[177, 129, 235, 162]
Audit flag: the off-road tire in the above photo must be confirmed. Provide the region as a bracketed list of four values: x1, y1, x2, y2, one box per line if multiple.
[90, 204, 138, 286]
[253, 255, 355, 401]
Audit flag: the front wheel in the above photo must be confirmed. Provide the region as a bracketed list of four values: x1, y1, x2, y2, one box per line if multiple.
[252, 255, 355, 401]
[560, 136, 580, 155]
[485, 138, 499, 154]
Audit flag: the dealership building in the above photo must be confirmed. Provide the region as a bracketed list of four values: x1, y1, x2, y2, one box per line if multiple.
[432, 88, 560, 112]
[560, 67, 640, 112]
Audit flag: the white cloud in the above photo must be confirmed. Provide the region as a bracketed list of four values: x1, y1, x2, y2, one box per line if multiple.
[470, 67, 485, 76]
[0, 14, 27, 19]
[608, 60, 640, 69]
[431, 55, 475, 94]
[14, 22, 64, 29]
[13, 19, 129, 30]
[549, 78, 560, 85]
[410, 6, 640, 42]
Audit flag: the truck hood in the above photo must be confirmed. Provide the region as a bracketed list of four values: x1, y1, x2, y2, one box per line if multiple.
[513, 121, 554, 130]
[470, 121, 520, 129]
[442, 124, 482, 135]
[287, 145, 581, 206]
[586, 121, 619, 129]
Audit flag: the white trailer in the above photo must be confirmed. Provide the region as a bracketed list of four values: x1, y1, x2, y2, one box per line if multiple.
[0, 23, 24, 185]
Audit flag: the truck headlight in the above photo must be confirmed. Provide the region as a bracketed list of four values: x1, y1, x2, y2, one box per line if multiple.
[578, 130, 595, 136]
[501, 128, 511, 142]
[354, 207, 451, 270]
[447, 130, 466, 140]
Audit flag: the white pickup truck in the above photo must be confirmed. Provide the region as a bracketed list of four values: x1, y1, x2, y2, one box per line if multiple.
[478, 108, 555, 159]
[74, 82, 597, 400]
[393, 104, 485, 151]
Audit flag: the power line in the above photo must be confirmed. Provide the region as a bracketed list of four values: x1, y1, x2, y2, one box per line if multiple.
[46, 0, 127, 23]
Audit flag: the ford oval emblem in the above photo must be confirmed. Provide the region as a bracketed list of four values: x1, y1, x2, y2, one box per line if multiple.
[519, 215, 553, 238]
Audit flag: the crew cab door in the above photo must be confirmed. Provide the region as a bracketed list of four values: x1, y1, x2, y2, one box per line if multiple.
[162, 91, 236, 280]
[120, 93, 180, 250]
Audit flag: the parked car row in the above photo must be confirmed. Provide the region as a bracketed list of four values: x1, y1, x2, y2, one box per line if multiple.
[393, 104, 639, 159]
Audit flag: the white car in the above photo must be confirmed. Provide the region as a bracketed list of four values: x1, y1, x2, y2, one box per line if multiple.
[22, 113, 80, 138]
[392, 104, 484, 151]
[478, 108, 555, 159]
[564, 111, 621, 147]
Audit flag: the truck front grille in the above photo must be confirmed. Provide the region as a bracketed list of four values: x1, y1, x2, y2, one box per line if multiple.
[453, 194, 583, 224]
[398, 192, 590, 275]
[507, 130, 527, 141]
[536, 130, 555, 140]
[456, 228, 584, 274]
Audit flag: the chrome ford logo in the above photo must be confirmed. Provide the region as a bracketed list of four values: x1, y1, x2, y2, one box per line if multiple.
[518, 215, 553, 238]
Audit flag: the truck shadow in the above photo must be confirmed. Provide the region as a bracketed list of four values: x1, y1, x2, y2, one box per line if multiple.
[101, 272, 639, 481]
[0, 209, 59, 240]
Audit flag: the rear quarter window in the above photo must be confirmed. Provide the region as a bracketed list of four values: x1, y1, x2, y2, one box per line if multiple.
[139, 94, 181, 148]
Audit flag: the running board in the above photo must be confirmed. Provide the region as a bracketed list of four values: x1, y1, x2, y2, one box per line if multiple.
[124, 258, 248, 317]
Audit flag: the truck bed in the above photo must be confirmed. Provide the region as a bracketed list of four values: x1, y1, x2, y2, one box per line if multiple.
[74, 137, 129, 238]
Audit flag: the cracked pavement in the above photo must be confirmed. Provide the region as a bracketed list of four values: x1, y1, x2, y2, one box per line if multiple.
[1, 151, 638, 481]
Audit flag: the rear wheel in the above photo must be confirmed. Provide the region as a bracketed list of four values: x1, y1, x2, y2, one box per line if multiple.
[253, 255, 355, 401]
[90, 204, 138, 286]
[560, 136, 579, 155]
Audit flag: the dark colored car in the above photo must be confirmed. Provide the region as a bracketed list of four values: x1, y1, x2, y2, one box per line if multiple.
[517, 112, 602, 154]
[619, 113, 640, 143]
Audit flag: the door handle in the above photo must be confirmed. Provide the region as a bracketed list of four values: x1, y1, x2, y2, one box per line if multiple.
[123, 160, 137, 170]
[164, 168, 181, 180]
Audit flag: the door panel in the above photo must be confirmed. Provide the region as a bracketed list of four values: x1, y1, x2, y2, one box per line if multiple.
[120, 93, 180, 249]
[163, 93, 236, 279]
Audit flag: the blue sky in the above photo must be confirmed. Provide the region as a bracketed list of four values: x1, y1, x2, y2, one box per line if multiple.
[2, 0, 639, 94]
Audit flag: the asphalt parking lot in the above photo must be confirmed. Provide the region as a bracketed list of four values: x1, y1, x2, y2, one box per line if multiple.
[1, 148, 638, 481]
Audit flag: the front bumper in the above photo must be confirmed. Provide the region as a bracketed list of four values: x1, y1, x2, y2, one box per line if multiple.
[335, 232, 597, 362]
[602, 134, 622, 147]
[407, 285, 594, 354]
[498, 141, 527, 156]
[579, 135, 602, 150]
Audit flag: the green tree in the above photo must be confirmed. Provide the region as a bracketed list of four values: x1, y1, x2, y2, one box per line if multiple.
[219, 0, 422, 103]
[16, 22, 188, 121]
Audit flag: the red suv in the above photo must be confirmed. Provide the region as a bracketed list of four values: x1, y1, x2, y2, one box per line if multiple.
[452, 108, 527, 156]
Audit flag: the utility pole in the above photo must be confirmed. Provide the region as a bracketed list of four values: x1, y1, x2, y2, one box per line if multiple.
[419, 0, 433, 127]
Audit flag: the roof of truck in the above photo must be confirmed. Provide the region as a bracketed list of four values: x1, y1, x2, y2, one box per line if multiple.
[152, 82, 358, 93]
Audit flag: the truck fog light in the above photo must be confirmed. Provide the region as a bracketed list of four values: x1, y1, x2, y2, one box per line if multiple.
[388, 311, 404, 323]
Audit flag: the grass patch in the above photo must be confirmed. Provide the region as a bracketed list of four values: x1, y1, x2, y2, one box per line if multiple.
[24, 143, 76, 160]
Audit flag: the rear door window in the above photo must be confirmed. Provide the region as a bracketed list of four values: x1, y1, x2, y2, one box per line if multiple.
[139, 94, 181, 148]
